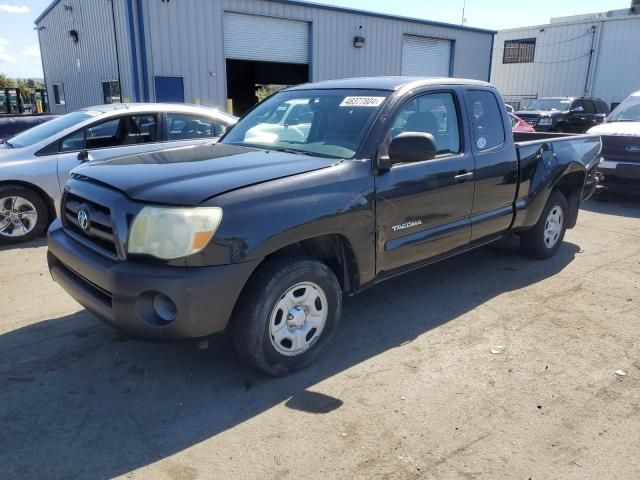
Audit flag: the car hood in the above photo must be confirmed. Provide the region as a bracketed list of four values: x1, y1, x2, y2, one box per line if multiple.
[588, 122, 640, 136]
[72, 143, 342, 205]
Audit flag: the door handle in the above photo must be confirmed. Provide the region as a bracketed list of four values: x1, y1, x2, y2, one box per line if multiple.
[454, 171, 474, 182]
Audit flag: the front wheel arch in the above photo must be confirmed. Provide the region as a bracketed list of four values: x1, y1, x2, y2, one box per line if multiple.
[0, 180, 57, 227]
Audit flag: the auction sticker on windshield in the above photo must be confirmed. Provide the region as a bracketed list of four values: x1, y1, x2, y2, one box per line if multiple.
[340, 96, 386, 107]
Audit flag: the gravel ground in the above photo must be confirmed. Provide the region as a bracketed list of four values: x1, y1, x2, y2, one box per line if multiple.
[0, 195, 638, 480]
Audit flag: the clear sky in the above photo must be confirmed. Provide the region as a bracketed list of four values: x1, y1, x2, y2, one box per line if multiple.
[0, 0, 633, 79]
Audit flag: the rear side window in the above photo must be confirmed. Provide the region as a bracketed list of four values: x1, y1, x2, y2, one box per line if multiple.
[465, 90, 505, 151]
[595, 100, 610, 114]
[165, 113, 219, 141]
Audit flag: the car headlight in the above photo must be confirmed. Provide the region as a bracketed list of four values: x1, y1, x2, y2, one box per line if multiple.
[128, 206, 223, 259]
[538, 117, 553, 126]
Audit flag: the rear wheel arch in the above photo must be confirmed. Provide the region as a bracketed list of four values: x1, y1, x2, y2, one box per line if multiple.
[554, 169, 585, 229]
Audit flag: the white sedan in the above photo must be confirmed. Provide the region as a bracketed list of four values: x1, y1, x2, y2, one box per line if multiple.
[0, 103, 236, 244]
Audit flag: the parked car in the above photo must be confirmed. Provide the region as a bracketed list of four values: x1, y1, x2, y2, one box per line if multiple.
[516, 97, 609, 133]
[588, 90, 640, 194]
[47, 78, 601, 375]
[0, 114, 58, 141]
[0, 103, 236, 244]
[509, 112, 535, 133]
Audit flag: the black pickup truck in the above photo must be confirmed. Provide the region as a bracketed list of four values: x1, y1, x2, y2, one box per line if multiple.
[47, 78, 601, 375]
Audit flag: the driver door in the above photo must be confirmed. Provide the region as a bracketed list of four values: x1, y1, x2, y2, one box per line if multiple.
[56, 114, 163, 190]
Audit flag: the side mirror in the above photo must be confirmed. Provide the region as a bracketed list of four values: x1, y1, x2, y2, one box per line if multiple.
[379, 132, 437, 170]
[77, 150, 90, 162]
[571, 106, 585, 113]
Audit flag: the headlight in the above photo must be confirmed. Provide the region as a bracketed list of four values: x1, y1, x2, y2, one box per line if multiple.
[538, 117, 553, 126]
[128, 206, 223, 259]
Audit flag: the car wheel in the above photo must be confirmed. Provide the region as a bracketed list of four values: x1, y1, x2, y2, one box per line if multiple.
[520, 190, 568, 260]
[0, 185, 49, 245]
[232, 256, 342, 376]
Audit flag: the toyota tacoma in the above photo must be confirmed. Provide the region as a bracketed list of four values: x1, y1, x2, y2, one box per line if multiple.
[47, 78, 601, 375]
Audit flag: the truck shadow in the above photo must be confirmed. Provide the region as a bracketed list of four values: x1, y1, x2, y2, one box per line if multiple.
[0, 239, 579, 479]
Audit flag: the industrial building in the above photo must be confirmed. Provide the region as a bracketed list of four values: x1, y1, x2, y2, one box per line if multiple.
[35, 0, 495, 115]
[490, 2, 640, 110]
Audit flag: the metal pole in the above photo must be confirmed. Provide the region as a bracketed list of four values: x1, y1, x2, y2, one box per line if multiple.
[583, 25, 597, 95]
[461, 0, 467, 25]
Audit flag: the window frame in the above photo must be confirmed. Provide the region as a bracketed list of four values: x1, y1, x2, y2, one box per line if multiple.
[381, 89, 465, 162]
[502, 38, 536, 64]
[465, 89, 507, 153]
[55, 113, 160, 154]
[52, 83, 65, 105]
[102, 80, 121, 104]
[164, 112, 221, 143]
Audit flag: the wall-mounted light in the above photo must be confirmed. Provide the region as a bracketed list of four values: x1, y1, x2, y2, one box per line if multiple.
[69, 30, 79, 43]
[354, 25, 365, 48]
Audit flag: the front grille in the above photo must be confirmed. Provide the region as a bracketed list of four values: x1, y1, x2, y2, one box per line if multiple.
[62, 192, 118, 256]
[519, 116, 539, 126]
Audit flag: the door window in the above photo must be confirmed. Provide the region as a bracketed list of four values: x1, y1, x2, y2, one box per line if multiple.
[571, 99, 594, 114]
[58, 115, 158, 152]
[465, 90, 505, 151]
[390, 92, 461, 154]
[165, 113, 219, 141]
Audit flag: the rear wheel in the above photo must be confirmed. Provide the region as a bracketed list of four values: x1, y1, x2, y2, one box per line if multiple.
[232, 256, 342, 376]
[520, 190, 568, 259]
[0, 186, 49, 245]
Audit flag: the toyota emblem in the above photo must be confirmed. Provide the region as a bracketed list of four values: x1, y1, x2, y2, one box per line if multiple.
[77, 208, 90, 231]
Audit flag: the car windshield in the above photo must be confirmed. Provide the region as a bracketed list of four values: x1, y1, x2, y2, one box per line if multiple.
[526, 99, 571, 112]
[607, 95, 640, 122]
[7, 110, 99, 148]
[221, 89, 389, 159]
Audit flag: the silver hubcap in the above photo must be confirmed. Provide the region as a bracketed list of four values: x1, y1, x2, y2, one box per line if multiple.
[269, 281, 328, 357]
[0, 196, 38, 238]
[543, 205, 563, 249]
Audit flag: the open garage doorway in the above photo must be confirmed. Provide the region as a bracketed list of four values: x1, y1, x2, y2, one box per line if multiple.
[226, 59, 308, 116]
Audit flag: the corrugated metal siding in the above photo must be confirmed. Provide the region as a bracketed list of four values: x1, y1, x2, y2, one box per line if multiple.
[37, 0, 133, 114]
[224, 12, 309, 63]
[401, 35, 451, 77]
[140, 0, 492, 109]
[39, 0, 493, 111]
[491, 16, 640, 107]
[590, 17, 640, 105]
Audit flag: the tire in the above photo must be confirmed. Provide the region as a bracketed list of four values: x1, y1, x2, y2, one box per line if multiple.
[520, 190, 568, 260]
[231, 256, 342, 376]
[0, 185, 49, 245]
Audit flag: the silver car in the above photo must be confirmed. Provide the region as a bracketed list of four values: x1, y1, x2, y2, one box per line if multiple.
[0, 103, 236, 244]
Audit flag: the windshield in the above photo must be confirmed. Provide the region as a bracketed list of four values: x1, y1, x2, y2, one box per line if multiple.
[7, 111, 99, 148]
[526, 99, 571, 112]
[607, 95, 640, 122]
[221, 89, 389, 159]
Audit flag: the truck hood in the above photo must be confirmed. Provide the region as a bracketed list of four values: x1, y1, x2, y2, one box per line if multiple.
[72, 143, 342, 205]
[588, 122, 640, 136]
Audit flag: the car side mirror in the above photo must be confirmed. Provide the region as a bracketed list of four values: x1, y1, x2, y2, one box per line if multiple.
[571, 106, 585, 113]
[379, 132, 437, 170]
[77, 150, 90, 162]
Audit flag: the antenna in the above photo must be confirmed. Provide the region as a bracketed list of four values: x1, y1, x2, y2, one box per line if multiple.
[461, 0, 467, 25]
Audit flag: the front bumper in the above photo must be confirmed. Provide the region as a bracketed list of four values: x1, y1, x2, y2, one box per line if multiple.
[47, 219, 259, 340]
[597, 159, 640, 195]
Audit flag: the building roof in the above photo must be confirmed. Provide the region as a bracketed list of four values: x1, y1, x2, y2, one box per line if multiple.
[35, 0, 496, 34]
[287, 76, 493, 91]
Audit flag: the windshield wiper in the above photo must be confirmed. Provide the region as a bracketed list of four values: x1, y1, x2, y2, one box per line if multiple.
[4, 140, 14, 148]
[271, 147, 315, 156]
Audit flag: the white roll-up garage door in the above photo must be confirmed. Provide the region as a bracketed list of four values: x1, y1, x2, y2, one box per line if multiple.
[224, 12, 309, 64]
[401, 35, 452, 77]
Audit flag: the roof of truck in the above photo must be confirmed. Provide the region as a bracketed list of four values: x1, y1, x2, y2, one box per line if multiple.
[287, 77, 493, 92]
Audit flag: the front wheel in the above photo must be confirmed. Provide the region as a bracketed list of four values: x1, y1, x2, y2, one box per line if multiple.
[0, 186, 49, 245]
[231, 256, 342, 376]
[520, 190, 568, 259]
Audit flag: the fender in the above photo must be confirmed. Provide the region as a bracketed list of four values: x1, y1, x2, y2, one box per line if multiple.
[511, 136, 600, 231]
[190, 159, 377, 286]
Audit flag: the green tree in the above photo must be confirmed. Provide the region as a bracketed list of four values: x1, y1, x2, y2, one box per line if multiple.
[0, 73, 15, 89]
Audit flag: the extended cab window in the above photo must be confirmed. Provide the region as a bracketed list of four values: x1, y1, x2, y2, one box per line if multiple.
[391, 92, 461, 154]
[59, 115, 158, 152]
[466, 90, 505, 151]
[166, 113, 219, 141]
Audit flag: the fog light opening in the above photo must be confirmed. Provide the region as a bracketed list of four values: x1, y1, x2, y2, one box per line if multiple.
[153, 293, 177, 323]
